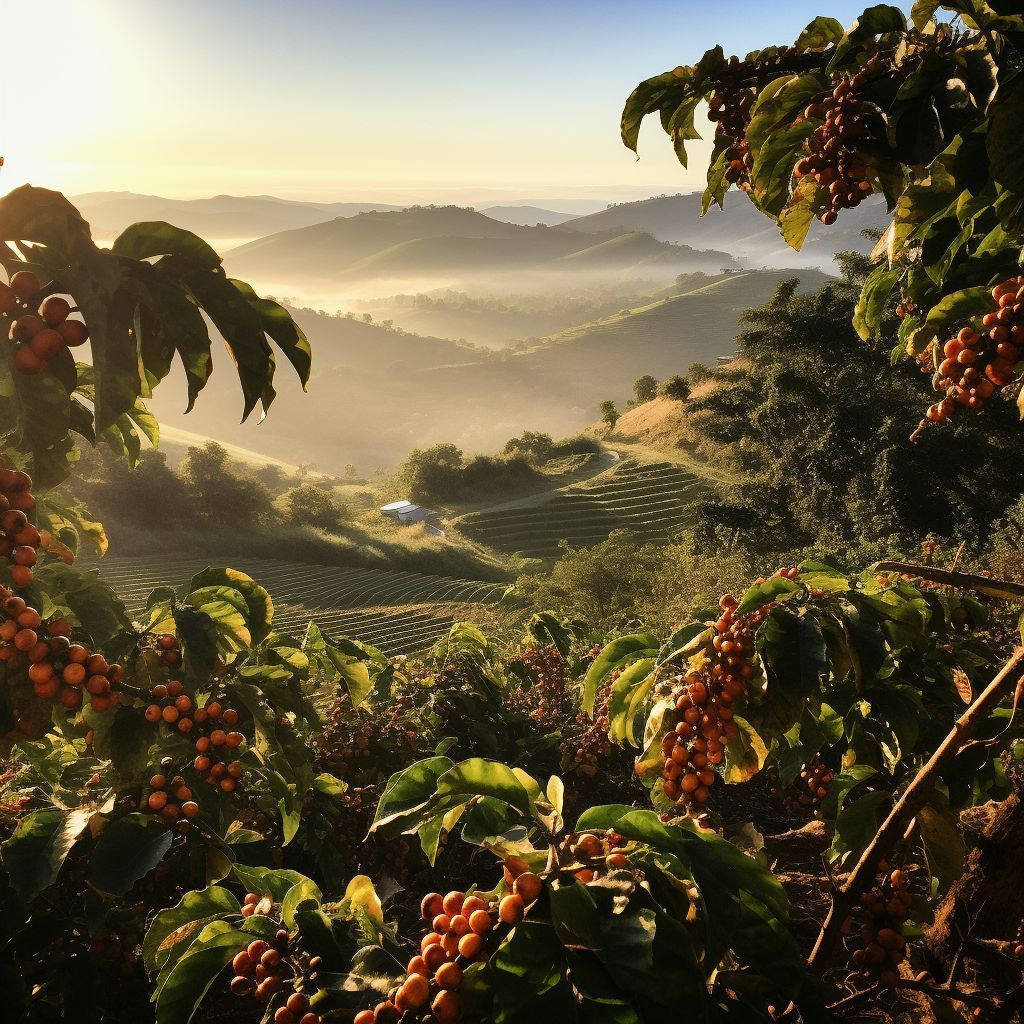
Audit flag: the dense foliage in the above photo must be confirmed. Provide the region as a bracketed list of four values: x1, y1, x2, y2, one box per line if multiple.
[682, 273, 1024, 555]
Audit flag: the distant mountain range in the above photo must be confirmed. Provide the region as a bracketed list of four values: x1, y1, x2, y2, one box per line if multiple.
[479, 206, 578, 226]
[147, 268, 830, 472]
[73, 189, 887, 276]
[73, 192, 403, 243]
[222, 206, 735, 287]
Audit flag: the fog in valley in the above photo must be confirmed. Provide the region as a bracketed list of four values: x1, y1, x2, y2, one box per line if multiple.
[74, 189, 883, 474]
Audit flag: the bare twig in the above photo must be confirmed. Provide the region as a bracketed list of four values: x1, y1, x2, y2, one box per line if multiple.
[896, 979, 993, 1010]
[828, 984, 880, 1014]
[808, 646, 1024, 970]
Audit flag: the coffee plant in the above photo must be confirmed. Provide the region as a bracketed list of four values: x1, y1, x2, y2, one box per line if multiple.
[623, 1, 1024, 435]
[4, 8, 1024, 1016]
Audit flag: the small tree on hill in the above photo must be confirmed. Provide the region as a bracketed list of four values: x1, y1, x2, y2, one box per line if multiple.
[632, 374, 658, 404]
[599, 400, 619, 430]
[660, 375, 691, 402]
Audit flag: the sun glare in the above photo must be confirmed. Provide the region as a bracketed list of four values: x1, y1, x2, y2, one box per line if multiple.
[1, 2, 118, 192]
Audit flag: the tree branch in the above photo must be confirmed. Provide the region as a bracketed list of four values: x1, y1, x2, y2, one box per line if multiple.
[807, 646, 1024, 970]
[869, 561, 1024, 603]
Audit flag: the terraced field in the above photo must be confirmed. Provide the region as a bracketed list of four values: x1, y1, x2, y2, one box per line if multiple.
[455, 459, 707, 558]
[93, 555, 507, 656]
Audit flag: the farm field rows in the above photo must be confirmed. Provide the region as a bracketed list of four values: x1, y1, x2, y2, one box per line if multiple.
[91, 554, 508, 655]
[454, 458, 708, 557]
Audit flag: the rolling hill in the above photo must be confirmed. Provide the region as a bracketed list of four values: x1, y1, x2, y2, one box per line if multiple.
[455, 457, 708, 558]
[146, 268, 831, 472]
[479, 206, 578, 226]
[73, 191, 404, 245]
[562, 192, 888, 270]
[94, 554, 506, 656]
[223, 206, 737, 287]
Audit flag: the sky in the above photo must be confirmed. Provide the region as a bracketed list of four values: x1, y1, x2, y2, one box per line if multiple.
[1, 0, 903, 206]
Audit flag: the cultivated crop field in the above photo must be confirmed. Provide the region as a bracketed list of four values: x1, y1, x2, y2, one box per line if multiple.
[455, 458, 708, 557]
[94, 554, 507, 654]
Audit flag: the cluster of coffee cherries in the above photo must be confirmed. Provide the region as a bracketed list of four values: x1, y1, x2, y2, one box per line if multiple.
[660, 582, 784, 807]
[356, 865, 536, 1024]
[773, 756, 833, 817]
[707, 49, 797, 192]
[1013, 922, 1024, 960]
[2, 271, 90, 375]
[560, 829, 630, 884]
[794, 70, 882, 224]
[922, 276, 1024, 428]
[511, 645, 573, 731]
[152, 631, 182, 669]
[229, 918, 322, 1024]
[0, 586, 123, 714]
[316, 692, 420, 786]
[851, 867, 912, 989]
[143, 756, 199, 832]
[0, 469, 39, 587]
[562, 673, 616, 778]
[144, 680, 245, 793]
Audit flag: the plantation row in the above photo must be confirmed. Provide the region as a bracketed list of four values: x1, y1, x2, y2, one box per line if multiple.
[92, 555, 507, 654]
[456, 459, 706, 557]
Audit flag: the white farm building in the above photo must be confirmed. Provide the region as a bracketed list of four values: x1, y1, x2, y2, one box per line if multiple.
[380, 500, 439, 526]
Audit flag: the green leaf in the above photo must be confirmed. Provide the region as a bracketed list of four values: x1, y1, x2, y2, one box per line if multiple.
[794, 16, 845, 50]
[607, 658, 657, 745]
[831, 790, 890, 864]
[281, 877, 324, 930]
[854, 265, 903, 341]
[433, 758, 535, 819]
[988, 80, 1024, 194]
[370, 756, 453, 834]
[188, 568, 274, 644]
[905, 285, 997, 355]
[582, 634, 660, 714]
[230, 279, 312, 389]
[231, 864, 311, 902]
[88, 813, 174, 896]
[143, 886, 242, 974]
[112, 221, 222, 271]
[621, 69, 693, 154]
[917, 796, 966, 894]
[736, 575, 801, 615]
[828, 5, 908, 73]
[154, 923, 248, 1024]
[0, 807, 91, 904]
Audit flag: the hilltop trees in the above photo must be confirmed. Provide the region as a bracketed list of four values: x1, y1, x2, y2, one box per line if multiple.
[631, 374, 658, 404]
[659, 375, 691, 401]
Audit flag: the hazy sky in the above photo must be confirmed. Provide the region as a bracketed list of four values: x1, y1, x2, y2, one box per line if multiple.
[3, 0, 899, 205]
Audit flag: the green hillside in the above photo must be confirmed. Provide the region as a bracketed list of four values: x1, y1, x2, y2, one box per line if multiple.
[518, 269, 833, 392]
[94, 554, 507, 656]
[454, 457, 709, 558]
